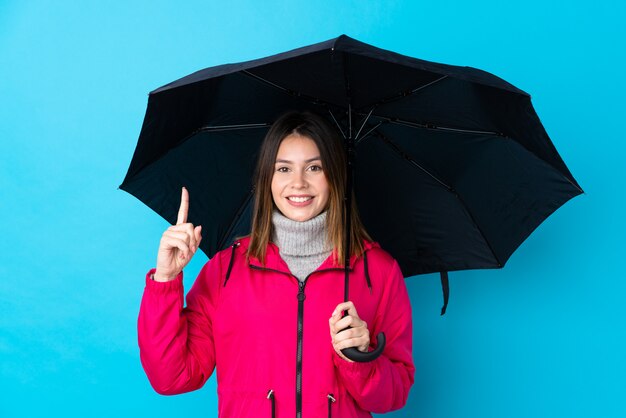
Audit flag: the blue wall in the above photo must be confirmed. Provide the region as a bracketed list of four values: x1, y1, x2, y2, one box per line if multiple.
[1, 1, 624, 417]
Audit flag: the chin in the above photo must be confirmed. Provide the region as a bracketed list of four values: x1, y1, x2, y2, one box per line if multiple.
[282, 209, 318, 222]
[290, 214, 314, 222]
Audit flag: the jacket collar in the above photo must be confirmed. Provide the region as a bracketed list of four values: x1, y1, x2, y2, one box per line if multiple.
[234, 236, 379, 275]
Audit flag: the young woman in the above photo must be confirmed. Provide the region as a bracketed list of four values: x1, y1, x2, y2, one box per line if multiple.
[138, 111, 415, 417]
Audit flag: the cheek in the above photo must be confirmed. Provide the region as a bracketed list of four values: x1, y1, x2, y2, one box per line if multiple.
[271, 176, 290, 204]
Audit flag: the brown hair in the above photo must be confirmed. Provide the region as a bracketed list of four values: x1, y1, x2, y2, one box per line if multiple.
[247, 110, 371, 265]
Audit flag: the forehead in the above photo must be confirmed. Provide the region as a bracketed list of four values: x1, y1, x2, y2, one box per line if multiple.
[276, 134, 320, 159]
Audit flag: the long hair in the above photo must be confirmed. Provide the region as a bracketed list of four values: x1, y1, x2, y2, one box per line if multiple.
[247, 110, 371, 265]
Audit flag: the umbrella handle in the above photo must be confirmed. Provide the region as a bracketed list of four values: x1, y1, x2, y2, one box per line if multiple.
[341, 332, 386, 362]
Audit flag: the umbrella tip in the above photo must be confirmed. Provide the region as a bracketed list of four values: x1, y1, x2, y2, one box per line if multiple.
[335, 34, 351, 44]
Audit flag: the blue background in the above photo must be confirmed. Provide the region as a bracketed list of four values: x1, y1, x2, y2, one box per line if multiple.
[1, 1, 624, 417]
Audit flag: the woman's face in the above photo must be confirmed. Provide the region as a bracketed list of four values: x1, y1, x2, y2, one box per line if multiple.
[271, 134, 330, 222]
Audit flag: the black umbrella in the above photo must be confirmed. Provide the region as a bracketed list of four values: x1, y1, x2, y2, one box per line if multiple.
[121, 35, 582, 362]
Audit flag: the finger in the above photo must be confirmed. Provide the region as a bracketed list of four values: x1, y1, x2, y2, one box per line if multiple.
[163, 230, 192, 246]
[329, 316, 342, 335]
[329, 309, 342, 324]
[176, 187, 189, 225]
[169, 224, 197, 249]
[161, 236, 191, 258]
[333, 324, 370, 342]
[333, 334, 368, 351]
[330, 315, 354, 334]
[332, 327, 362, 342]
[332, 301, 354, 315]
[340, 319, 365, 335]
[334, 336, 369, 351]
[168, 223, 196, 235]
[194, 225, 202, 251]
[332, 301, 358, 318]
[331, 315, 366, 335]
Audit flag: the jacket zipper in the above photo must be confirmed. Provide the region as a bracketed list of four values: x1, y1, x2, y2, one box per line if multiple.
[249, 263, 351, 418]
[296, 280, 306, 418]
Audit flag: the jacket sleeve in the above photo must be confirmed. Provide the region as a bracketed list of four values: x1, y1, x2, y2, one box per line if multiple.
[137, 257, 222, 395]
[332, 258, 415, 413]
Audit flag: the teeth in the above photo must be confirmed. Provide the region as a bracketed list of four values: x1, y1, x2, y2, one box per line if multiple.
[288, 196, 312, 203]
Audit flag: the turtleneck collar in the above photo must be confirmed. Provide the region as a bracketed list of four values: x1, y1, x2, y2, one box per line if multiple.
[271, 209, 332, 256]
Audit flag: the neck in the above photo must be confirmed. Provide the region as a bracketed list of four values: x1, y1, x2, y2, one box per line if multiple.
[271, 210, 333, 281]
[271, 210, 332, 256]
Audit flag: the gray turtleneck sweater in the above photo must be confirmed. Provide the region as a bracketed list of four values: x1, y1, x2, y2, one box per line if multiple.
[271, 210, 333, 282]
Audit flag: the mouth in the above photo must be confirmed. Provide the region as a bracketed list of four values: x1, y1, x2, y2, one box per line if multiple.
[285, 195, 315, 207]
[287, 196, 313, 203]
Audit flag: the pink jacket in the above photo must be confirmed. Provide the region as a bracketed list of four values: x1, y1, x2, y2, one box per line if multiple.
[138, 237, 414, 417]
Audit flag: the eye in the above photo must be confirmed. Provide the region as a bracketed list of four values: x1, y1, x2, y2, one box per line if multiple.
[276, 166, 289, 173]
[308, 165, 323, 172]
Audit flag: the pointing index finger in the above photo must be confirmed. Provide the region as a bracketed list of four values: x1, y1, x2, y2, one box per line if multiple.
[176, 187, 189, 225]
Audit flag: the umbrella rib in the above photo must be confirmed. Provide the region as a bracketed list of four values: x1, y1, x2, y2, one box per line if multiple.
[409, 75, 449, 95]
[356, 75, 449, 111]
[241, 69, 333, 108]
[355, 121, 383, 145]
[240, 70, 353, 138]
[124, 123, 271, 181]
[374, 131, 503, 267]
[354, 107, 376, 141]
[387, 117, 503, 137]
[197, 123, 272, 132]
[327, 108, 347, 139]
[349, 110, 504, 138]
[374, 131, 451, 190]
[241, 70, 292, 94]
[238, 70, 358, 143]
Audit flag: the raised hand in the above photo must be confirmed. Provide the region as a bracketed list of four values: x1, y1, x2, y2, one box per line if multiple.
[153, 187, 202, 282]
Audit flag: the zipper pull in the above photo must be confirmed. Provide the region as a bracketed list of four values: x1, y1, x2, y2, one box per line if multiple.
[297, 282, 306, 301]
[327, 393, 336, 418]
[267, 389, 276, 418]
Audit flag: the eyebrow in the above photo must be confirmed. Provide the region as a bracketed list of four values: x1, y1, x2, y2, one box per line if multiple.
[275, 156, 322, 164]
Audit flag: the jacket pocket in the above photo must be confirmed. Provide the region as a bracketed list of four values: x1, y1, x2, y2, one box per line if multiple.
[217, 388, 275, 417]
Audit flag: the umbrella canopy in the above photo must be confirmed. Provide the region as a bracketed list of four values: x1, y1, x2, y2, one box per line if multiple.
[121, 35, 581, 281]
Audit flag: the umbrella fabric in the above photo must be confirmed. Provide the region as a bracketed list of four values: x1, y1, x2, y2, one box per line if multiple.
[121, 34, 582, 285]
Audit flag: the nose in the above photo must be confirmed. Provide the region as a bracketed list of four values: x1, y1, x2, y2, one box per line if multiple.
[291, 170, 308, 189]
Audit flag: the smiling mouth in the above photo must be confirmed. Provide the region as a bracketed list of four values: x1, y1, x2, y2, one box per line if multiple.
[287, 196, 313, 202]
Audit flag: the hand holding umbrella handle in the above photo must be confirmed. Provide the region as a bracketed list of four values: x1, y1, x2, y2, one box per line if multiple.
[341, 331, 386, 362]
